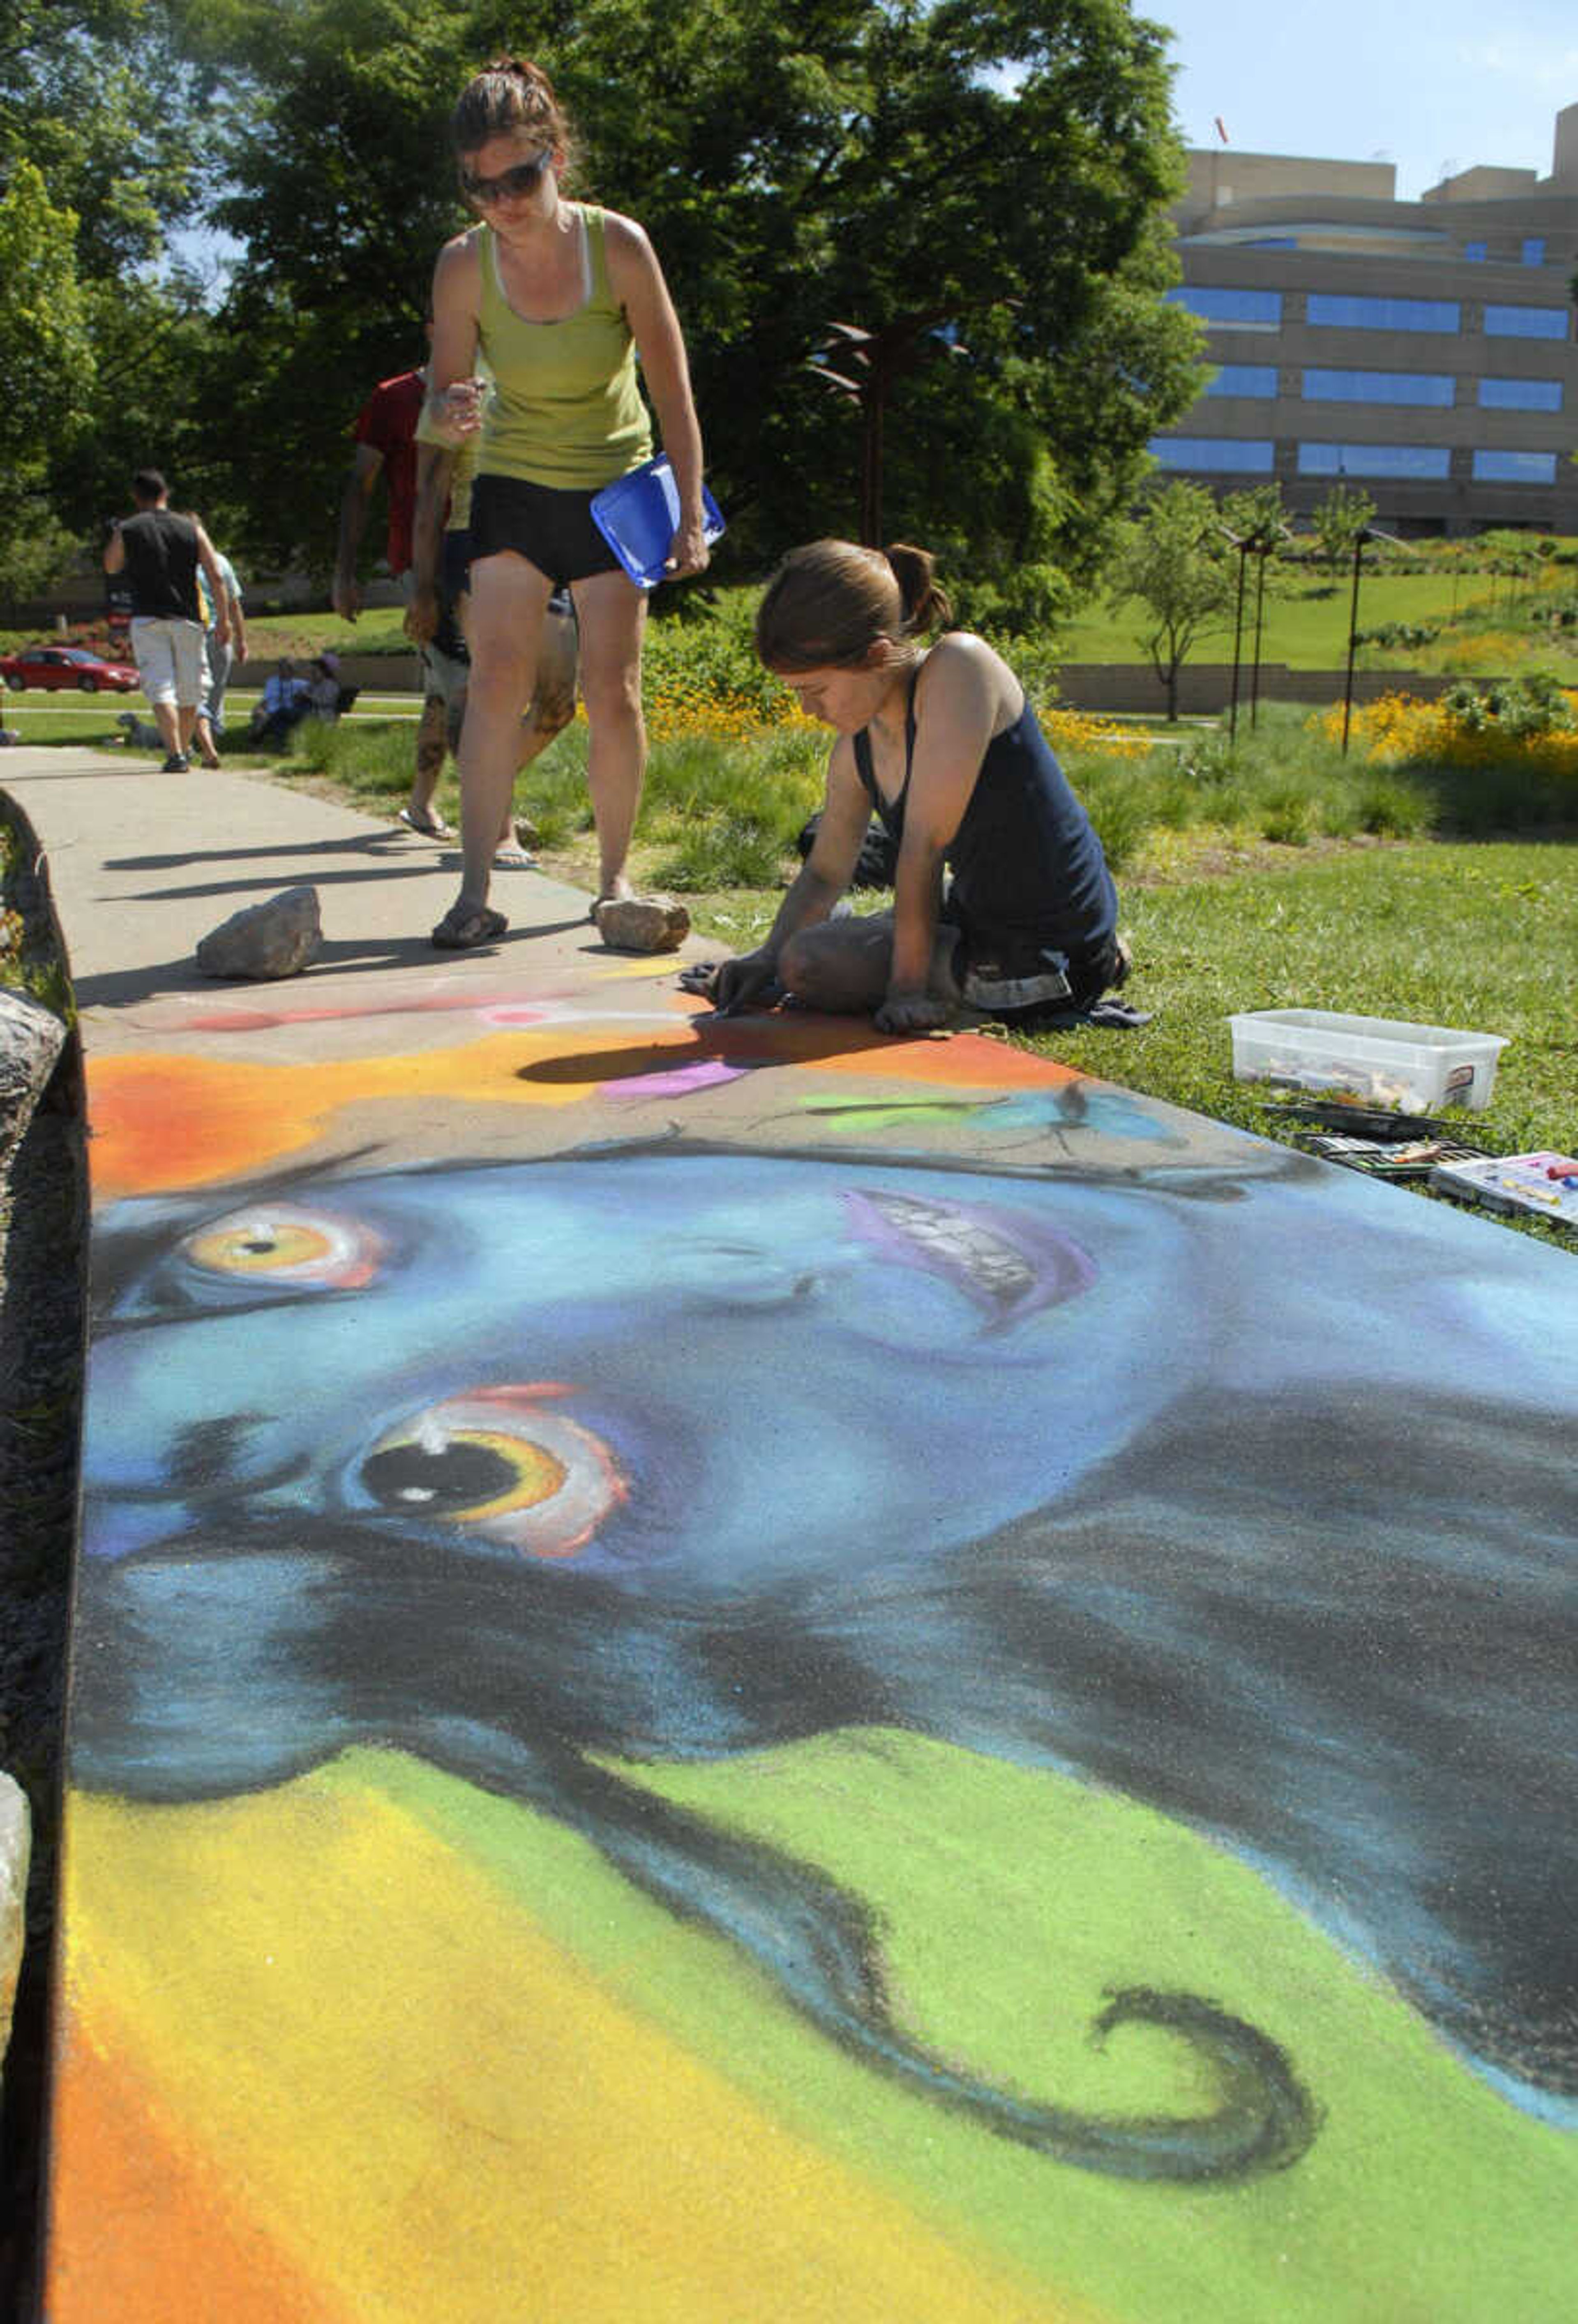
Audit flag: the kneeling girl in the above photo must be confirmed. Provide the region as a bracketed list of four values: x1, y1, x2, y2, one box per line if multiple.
[712, 539, 1126, 1034]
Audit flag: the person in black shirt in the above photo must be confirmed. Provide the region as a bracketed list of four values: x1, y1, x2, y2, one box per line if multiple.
[710, 539, 1126, 1033]
[104, 469, 230, 772]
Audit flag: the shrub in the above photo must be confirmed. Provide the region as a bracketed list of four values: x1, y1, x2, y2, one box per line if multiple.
[1440, 671, 1576, 739]
[1259, 785, 1314, 846]
[1354, 621, 1439, 650]
[1351, 775, 1431, 837]
[655, 813, 791, 891]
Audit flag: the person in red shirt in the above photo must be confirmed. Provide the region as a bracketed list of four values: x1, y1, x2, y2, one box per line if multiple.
[332, 352, 452, 832]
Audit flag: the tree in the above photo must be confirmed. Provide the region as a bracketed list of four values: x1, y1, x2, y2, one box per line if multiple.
[1106, 479, 1233, 720]
[1309, 481, 1376, 573]
[171, 0, 1202, 591]
[0, 2, 217, 601]
[0, 160, 96, 599]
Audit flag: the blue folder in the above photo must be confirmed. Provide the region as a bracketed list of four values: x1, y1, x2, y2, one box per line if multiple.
[590, 455, 725, 589]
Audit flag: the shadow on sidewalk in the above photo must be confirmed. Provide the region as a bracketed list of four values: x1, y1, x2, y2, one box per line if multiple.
[72, 915, 595, 1013]
[104, 832, 417, 872]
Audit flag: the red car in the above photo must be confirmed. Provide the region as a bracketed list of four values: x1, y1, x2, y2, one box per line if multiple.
[1, 644, 141, 694]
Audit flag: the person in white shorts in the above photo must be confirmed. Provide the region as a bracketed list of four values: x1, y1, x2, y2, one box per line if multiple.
[103, 469, 230, 772]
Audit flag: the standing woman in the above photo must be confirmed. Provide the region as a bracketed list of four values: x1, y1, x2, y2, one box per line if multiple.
[426, 57, 710, 948]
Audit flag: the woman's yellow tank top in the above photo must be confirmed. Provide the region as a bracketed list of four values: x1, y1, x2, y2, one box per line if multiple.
[477, 207, 653, 491]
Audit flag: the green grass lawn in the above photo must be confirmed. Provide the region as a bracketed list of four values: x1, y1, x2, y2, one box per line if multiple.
[0, 687, 417, 752]
[238, 574, 1567, 680]
[1059, 571, 1578, 676]
[1023, 838, 1572, 1149]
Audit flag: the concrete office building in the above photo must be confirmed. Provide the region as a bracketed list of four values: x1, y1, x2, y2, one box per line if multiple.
[1152, 102, 1578, 533]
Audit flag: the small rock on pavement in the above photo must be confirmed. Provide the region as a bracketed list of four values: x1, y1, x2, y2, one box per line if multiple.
[0, 1773, 28, 2070]
[593, 894, 690, 953]
[196, 885, 322, 980]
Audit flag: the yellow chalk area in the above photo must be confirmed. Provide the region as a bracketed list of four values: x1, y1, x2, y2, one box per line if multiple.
[586, 954, 699, 979]
[50, 1774, 1077, 2324]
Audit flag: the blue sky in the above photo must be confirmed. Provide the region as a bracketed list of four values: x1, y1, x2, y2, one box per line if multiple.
[1153, 0, 1578, 200]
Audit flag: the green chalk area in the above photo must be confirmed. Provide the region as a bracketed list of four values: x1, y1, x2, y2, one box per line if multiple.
[340, 1734, 1578, 2324]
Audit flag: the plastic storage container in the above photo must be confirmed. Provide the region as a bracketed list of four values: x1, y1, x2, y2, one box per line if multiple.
[589, 456, 726, 589]
[1228, 1008, 1507, 1111]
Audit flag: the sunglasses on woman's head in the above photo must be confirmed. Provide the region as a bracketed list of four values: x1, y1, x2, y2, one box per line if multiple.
[461, 149, 554, 206]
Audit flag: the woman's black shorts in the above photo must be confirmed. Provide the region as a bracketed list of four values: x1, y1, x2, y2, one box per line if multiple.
[468, 474, 623, 586]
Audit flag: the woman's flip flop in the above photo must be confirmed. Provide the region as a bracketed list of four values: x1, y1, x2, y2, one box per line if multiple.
[431, 904, 507, 951]
[399, 806, 453, 839]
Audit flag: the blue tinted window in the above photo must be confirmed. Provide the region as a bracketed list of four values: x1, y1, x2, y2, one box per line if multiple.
[1522, 237, 1546, 267]
[1203, 364, 1279, 398]
[1472, 449, 1558, 483]
[1165, 286, 1283, 330]
[1478, 376, 1563, 412]
[1302, 368, 1455, 407]
[1151, 436, 1276, 473]
[1483, 304, 1568, 340]
[1307, 293, 1460, 333]
[1297, 443, 1451, 479]
[1463, 241, 1487, 262]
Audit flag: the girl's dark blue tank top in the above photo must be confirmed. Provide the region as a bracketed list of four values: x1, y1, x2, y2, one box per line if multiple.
[852, 665, 1116, 957]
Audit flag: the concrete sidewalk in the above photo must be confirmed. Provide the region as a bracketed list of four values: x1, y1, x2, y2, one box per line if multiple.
[0, 743, 587, 1023]
[11, 745, 1578, 2324]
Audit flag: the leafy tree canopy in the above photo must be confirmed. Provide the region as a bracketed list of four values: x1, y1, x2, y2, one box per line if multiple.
[0, 158, 97, 597]
[173, 0, 1201, 589]
[5, 0, 1201, 612]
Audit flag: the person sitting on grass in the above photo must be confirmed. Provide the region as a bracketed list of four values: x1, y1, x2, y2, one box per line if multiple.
[708, 539, 1128, 1034]
[248, 657, 312, 750]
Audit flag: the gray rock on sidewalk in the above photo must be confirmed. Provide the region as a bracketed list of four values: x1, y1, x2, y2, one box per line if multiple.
[196, 885, 323, 980]
[0, 1774, 28, 2071]
[593, 894, 690, 953]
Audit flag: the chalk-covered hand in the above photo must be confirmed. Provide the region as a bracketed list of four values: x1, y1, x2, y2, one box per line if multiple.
[711, 949, 779, 1016]
[874, 989, 950, 1035]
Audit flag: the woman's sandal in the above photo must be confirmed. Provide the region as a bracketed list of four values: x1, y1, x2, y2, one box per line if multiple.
[492, 846, 537, 869]
[431, 904, 508, 951]
[399, 805, 453, 839]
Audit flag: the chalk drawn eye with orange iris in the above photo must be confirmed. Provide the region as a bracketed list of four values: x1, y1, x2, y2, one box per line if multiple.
[181, 1202, 385, 1291]
[355, 1387, 626, 1559]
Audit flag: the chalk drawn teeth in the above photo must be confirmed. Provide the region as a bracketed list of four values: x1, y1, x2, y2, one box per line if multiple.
[865, 1194, 1036, 1307]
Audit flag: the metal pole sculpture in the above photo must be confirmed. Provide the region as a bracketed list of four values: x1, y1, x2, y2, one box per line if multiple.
[1342, 527, 1367, 756]
[1222, 527, 1249, 739]
[1341, 526, 1405, 755]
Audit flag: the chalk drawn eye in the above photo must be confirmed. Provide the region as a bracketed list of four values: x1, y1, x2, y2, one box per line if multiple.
[181, 1202, 384, 1290]
[356, 1387, 625, 1559]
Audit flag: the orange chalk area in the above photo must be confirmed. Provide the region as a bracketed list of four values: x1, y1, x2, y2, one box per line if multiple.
[88, 1021, 1078, 1198]
[48, 2011, 349, 2324]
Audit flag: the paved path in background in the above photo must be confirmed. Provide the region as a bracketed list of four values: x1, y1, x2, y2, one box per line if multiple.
[5, 745, 1576, 2324]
